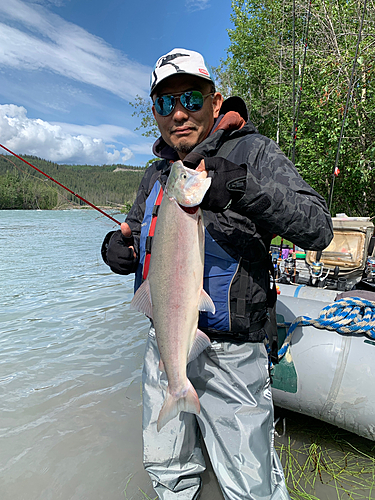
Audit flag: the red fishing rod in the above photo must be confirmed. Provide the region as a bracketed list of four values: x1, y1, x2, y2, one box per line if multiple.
[0, 143, 121, 226]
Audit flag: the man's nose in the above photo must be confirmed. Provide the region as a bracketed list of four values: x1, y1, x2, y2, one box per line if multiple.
[171, 99, 189, 121]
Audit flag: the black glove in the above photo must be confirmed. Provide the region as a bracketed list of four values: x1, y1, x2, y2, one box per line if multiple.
[183, 153, 247, 212]
[101, 230, 138, 275]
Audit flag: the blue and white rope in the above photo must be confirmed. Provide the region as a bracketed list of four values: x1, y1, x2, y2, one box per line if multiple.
[277, 296, 375, 361]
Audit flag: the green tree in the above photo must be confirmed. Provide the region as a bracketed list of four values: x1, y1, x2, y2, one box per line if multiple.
[129, 95, 159, 138]
[127, 1, 375, 216]
[218, 0, 375, 217]
[0, 155, 145, 210]
[0, 172, 23, 208]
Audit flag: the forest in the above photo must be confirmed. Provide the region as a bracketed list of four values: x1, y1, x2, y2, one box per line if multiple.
[217, 0, 375, 217]
[132, 0, 375, 218]
[0, 154, 145, 210]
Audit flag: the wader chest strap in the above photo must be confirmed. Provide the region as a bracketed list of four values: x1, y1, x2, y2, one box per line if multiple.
[216, 136, 242, 159]
[143, 186, 163, 280]
[236, 259, 249, 317]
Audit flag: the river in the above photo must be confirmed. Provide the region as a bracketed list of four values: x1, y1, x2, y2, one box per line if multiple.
[1, 210, 374, 500]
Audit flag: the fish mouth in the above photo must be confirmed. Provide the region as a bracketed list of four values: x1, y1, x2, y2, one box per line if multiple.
[179, 204, 199, 214]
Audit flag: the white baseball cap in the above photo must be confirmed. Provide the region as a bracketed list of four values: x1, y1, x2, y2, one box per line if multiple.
[150, 48, 215, 96]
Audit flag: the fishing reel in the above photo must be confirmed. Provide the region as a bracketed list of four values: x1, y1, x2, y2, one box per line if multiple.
[278, 255, 299, 283]
[308, 260, 329, 286]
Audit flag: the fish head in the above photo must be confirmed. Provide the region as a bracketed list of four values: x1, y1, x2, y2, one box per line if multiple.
[166, 160, 211, 207]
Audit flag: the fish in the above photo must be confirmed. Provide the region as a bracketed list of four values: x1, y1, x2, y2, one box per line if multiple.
[131, 160, 215, 431]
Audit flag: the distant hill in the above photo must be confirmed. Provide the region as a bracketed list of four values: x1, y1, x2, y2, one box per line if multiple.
[0, 154, 146, 210]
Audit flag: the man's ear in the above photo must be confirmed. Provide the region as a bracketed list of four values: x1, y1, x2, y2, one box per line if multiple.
[212, 92, 224, 119]
[152, 105, 157, 119]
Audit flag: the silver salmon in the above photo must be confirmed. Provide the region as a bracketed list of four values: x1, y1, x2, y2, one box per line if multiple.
[131, 160, 215, 431]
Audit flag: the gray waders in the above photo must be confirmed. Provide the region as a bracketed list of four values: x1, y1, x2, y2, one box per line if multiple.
[142, 327, 291, 500]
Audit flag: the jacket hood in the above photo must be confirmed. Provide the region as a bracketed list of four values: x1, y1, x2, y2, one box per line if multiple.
[152, 96, 255, 160]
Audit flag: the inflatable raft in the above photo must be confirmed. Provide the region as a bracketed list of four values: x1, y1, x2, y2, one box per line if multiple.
[271, 217, 375, 441]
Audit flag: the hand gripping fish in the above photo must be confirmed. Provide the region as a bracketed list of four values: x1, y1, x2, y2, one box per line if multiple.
[131, 160, 215, 431]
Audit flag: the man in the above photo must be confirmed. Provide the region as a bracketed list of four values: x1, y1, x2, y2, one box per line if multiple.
[102, 48, 333, 500]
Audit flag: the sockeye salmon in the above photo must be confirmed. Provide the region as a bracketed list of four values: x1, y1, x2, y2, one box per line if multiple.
[131, 160, 215, 431]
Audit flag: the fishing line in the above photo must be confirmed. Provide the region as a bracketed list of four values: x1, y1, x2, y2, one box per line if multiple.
[0, 143, 121, 226]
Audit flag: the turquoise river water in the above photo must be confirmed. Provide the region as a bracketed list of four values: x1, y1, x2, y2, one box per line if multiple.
[1, 210, 374, 500]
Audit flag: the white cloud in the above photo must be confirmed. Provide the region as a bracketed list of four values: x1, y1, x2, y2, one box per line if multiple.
[0, 0, 151, 100]
[185, 0, 210, 12]
[51, 123, 137, 142]
[129, 143, 154, 155]
[31, 0, 66, 6]
[0, 104, 136, 164]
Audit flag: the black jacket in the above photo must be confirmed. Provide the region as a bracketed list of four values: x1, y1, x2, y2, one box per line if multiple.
[125, 100, 333, 341]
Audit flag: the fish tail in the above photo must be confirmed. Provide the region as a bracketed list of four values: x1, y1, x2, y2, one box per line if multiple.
[157, 379, 200, 432]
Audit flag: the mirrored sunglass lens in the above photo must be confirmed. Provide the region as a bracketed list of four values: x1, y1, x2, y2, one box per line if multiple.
[155, 95, 174, 116]
[180, 91, 204, 111]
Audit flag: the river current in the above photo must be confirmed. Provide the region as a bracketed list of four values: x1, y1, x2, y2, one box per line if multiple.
[1, 210, 374, 500]
[0, 210, 159, 499]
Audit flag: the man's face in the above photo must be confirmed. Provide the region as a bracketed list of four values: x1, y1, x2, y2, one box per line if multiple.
[152, 74, 223, 159]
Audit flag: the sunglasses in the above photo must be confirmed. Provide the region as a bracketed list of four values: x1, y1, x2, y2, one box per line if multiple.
[154, 91, 214, 117]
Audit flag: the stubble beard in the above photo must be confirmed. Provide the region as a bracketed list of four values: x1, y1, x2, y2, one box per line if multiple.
[172, 140, 199, 155]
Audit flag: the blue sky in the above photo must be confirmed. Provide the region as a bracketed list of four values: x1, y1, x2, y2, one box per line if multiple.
[0, 0, 234, 166]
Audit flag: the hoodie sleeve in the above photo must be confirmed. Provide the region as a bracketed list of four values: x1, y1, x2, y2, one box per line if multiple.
[232, 135, 333, 251]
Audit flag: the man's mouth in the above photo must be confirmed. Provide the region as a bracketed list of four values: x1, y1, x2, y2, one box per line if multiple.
[171, 125, 196, 136]
[173, 128, 192, 135]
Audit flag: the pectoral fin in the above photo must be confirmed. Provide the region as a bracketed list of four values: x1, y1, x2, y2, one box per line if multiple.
[130, 279, 153, 319]
[198, 289, 215, 314]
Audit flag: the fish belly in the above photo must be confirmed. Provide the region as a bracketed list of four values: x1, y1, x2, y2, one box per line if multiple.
[148, 196, 204, 429]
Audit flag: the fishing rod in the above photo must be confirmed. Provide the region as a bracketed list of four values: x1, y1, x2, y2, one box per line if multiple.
[0, 143, 121, 226]
[327, 0, 367, 214]
[291, 0, 312, 164]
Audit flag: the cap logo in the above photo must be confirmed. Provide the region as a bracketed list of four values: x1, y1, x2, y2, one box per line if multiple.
[150, 49, 214, 95]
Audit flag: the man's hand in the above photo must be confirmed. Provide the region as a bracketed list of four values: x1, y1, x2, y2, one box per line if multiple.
[101, 223, 138, 275]
[183, 153, 247, 212]
[120, 222, 136, 258]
